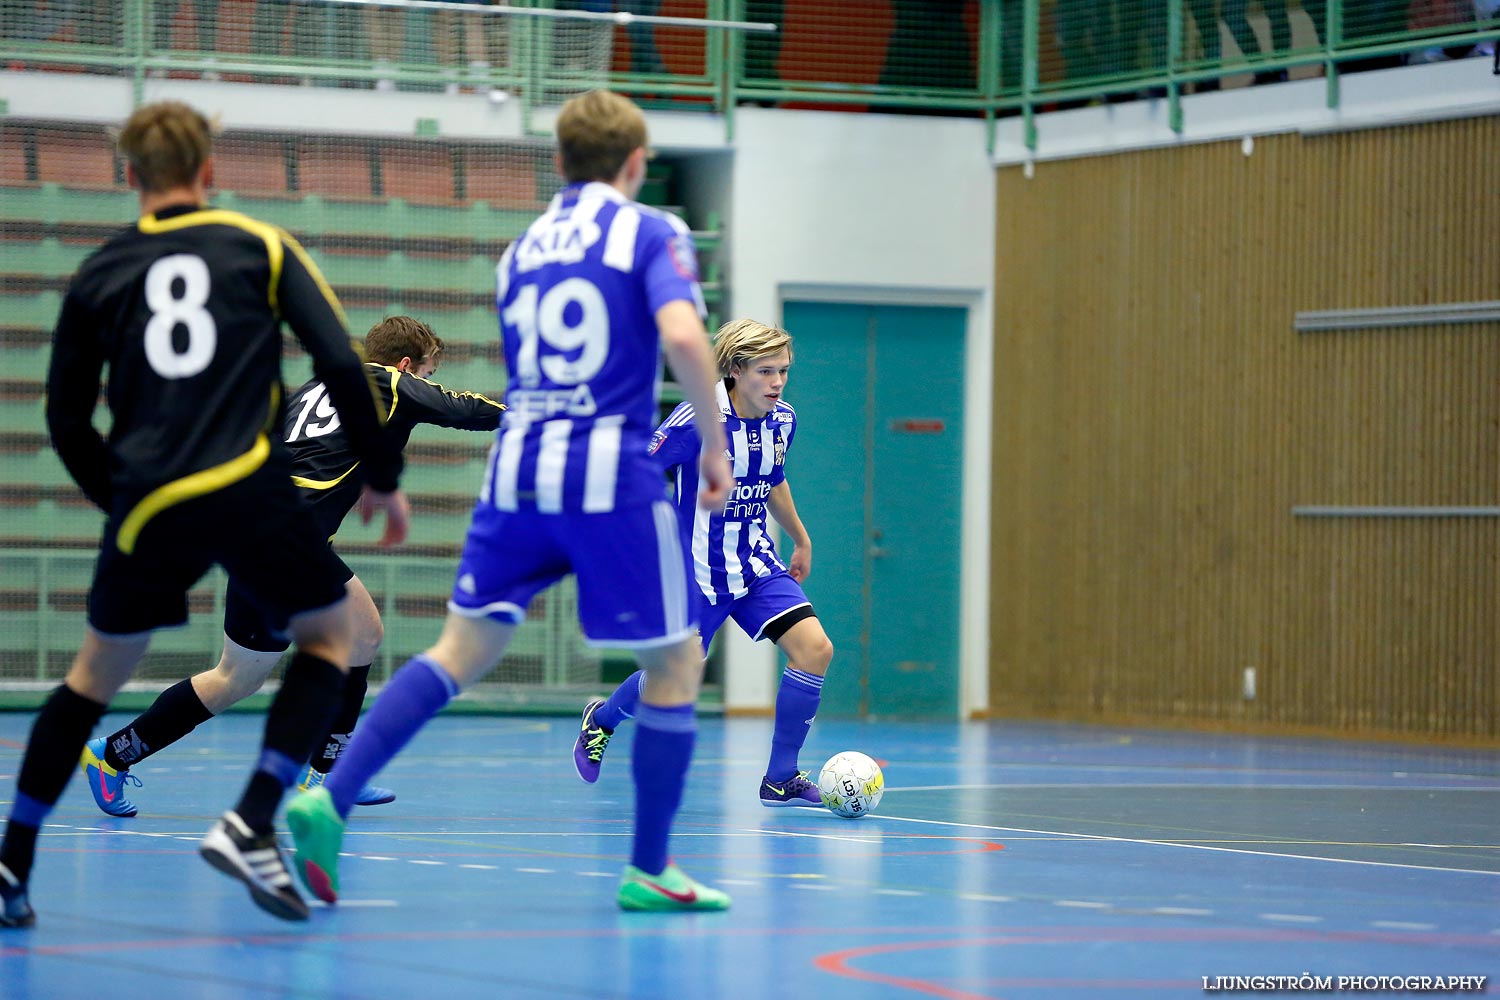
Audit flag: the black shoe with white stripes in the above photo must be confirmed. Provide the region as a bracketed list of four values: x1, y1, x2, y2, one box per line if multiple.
[199, 811, 309, 922]
[0, 861, 35, 928]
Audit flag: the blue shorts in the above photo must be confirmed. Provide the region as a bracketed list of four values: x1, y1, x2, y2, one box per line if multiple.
[697, 570, 812, 654]
[449, 500, 697, 649]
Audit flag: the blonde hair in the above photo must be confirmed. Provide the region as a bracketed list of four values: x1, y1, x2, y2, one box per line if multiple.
[118, 101, 214, 194]
[365, 316, 443, 368]
[555, 90, 648, 184]
[713, 319, 793, 383]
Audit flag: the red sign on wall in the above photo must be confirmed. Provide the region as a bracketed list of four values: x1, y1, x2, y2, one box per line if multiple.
[892, 419, 945, 434]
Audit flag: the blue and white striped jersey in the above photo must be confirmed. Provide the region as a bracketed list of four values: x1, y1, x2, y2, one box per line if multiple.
[483, 181, 705, 514]
[650, 382, 797, 604]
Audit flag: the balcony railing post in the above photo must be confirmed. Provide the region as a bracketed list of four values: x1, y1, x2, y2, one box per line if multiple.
[128, 0, 148, 106]
[1326, 0, 1343, 108]
[1022, 0, 1040, 151]
[979, 0, 1001, 155]
[1168, 0, 1184, 133]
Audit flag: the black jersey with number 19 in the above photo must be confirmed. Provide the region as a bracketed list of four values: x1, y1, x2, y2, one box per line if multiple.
[46, 204, 401, 554]
[285, 364, 503, 531]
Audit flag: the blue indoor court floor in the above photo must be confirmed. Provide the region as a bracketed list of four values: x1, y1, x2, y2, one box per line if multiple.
[1, 711, 1497, 1000]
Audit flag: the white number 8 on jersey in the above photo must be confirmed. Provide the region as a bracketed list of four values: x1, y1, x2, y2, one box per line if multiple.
[143, 253, 217, 379]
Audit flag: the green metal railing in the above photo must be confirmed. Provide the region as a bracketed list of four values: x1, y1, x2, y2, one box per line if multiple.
[0, 548, 598, 696]
[1, 1, 1495, 150]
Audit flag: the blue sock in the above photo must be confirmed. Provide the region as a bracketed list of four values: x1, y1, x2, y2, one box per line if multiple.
[9, 793, 47, 830]
[630, 702, 696, 876]
[324, 655, 458, 818]
[767, 667, 824, 782]
[592, 670, 645, 730]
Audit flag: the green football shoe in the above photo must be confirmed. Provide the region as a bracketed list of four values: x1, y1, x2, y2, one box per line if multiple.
[617, 863, 731, 912]
[285, 786, 345, 904]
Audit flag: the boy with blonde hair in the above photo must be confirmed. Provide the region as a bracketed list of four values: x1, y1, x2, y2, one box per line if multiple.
[575, 318, 835, 808]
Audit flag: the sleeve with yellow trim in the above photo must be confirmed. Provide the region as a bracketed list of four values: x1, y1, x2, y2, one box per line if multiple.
[276, 232, 403, 493]
[393, 372, 505, 431]
[45, 286, 112, 510]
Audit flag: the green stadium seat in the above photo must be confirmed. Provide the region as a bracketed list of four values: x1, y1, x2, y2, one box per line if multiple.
[0, 184, 134, 226]
[344, 305, 498, 345]
[315, 249, 498, 295]
[0, 291, 64, 328]
[0, 237, 91, 278]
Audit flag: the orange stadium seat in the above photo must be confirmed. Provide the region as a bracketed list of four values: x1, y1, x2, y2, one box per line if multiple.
[213, 135, 288, 194]
[34, 127, 119, 188]
[295, 140, 374, 198]
[776, 0, 894, 110]
[381, 144, 455, 204]
[0, 126, 32, 186]
[465, 147, 538, 208]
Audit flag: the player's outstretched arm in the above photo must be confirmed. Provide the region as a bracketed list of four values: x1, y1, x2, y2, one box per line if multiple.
[657, 300, 731, 509]
[399, 373, 505, 431]
[768, 480, 813, 582]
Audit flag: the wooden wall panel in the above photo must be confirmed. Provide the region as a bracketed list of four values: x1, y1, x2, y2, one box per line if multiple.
[991, 117, 1500, 741]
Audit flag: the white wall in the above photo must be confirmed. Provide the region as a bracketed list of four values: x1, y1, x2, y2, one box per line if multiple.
[720, 108, 996, 718]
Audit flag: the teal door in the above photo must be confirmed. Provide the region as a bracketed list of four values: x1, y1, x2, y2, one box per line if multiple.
[781, 300, 966, 719]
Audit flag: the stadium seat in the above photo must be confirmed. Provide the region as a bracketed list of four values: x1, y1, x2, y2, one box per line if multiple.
[296, 141, 375, 198]
[34, 127, 120, 189]
[465, 147, 539, 208]
[381, 144, 455, 204]
[214, 135, 290, 194]
[0, 128, 32, 186]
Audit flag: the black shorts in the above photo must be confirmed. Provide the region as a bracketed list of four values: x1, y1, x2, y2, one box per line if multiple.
[88, 463, 351, 639]
[222, 549, 354, 654]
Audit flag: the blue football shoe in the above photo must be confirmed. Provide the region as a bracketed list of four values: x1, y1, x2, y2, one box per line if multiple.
[295, 764, 395, 807]
[81, 737, 142, 818]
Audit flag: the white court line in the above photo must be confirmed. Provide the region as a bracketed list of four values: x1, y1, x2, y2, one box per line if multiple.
[1372, 920, 1437, 931]
[958, 893, 1014, 903]
[459, 864, 498, 870]
[1261, 913, 1322, 923]
[1153, 907, 1213, 915]
[875, 889, 922, 897]
[871, 813, 1500, 876]
[1055, 900, 1110, 909]
[309, 899, 398, 908]
[515, 867, 554, 874]
[743, 828, 882, 845]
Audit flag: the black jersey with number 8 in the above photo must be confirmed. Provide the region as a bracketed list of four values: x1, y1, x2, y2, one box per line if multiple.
[46, 204, 402, 553]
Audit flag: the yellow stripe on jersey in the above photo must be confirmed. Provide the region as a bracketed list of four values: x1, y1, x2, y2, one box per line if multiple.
[116, 433, 271, 555]
[291, 462, 361, 491]
[137, 209, 284, 311]
[382, 366, 401, 421]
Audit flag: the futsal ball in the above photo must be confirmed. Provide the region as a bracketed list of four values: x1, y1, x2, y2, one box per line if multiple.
[817, 751, 884, 819]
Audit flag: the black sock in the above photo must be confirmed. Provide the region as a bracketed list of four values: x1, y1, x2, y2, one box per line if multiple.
[309, 664, 370, 775]
[102, 678, 215, 770]
[1, 685, 108, 883]
[234, 651, 344, 833]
